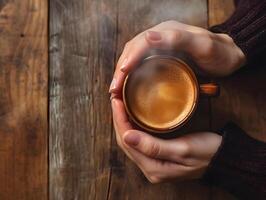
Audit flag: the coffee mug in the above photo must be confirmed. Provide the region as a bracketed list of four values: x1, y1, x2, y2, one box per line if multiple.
[123, 55, 219, 134]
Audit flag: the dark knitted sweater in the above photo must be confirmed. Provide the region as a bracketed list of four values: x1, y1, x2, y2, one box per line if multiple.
[203, 0, 266, 199]
[203, 123, 266, 199]
[210, 0, 266, 64]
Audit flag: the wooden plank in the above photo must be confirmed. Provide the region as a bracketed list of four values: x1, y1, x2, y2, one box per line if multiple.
[0, 0, 48, 200]
[49, 0, 218, 199]
[107, 1, 212, 200]
[208, 0, 266, 199]
[49, 0, 117, 199]
[208, 0, 235, 27]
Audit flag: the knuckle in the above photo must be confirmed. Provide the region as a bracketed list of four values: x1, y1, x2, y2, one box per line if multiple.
[169, 30, 181, 43]
[205, 40, 215, 55]
[164, 30, 181, 49]
[146, 142, 160, 158]
[225, 35, 234, 44]
[200, 33, 215, 57]
[179, 140, 191, 159]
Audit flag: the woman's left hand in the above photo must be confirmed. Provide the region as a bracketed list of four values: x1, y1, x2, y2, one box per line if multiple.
[109, 21, 246, 94]
[111, 96, 222, 183]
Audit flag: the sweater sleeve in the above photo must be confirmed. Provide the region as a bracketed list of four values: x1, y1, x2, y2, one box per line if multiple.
[202, 122, 266, 200]
[210, 0, 266, 64]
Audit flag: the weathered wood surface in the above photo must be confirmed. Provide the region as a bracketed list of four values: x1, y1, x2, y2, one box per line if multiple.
[0, 0, 48, 200]
[49, 0, 227, 199]
[49, 0, 117, 199]
[208, 0, 235, 27]
[1, 0, 260, 199]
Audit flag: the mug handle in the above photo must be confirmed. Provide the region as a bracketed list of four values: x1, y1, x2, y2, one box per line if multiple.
[199, 83, 220, 97]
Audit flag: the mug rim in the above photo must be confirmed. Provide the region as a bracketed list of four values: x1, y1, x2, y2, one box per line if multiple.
[122, 55, 199, 133]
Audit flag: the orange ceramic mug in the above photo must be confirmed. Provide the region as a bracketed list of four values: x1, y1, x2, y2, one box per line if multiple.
[123, 55, 219, 133]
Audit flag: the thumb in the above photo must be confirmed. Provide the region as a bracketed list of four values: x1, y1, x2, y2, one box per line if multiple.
[145, 30, 203, 56]
[123, 130, 183, 162]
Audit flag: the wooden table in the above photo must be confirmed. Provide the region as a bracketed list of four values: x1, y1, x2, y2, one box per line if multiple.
[1, 0, 265, 199]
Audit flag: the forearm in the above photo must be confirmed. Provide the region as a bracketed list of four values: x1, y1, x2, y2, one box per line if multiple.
[210, 0, 266, 64]
[202, 122, 266, 199]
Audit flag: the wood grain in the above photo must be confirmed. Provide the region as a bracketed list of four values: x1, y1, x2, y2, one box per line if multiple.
[49, 0, 213, 200]
[49, 0, 117, 199]
[0, 0, 48, 200]
[208, 0, 235, 26]
[1, 0, 256, 200]
[50, 0, 256, 199]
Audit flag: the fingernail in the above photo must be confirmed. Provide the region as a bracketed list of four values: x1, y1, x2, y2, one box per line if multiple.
[120, 58, 128, 72]
[109, 78, 117, 93]
[146, 31, 162, 41]
[124, 132, 140, 146]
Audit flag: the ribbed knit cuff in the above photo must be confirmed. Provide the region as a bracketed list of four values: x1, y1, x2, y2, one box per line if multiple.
[202, 122, 266, 200]
[210, 0, 266, 64]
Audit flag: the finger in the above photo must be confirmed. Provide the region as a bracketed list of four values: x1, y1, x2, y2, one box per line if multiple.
[109, 42, 132, 94]
[123, 130, 188, 163]
[111, 97, 143, 166]
[114, 22, 175, 73]
[109, 20, 209, 94]
[110, 96, 147, 163]
[109, 29, 197, 94]
[109, 34, 150, 94]
[111, 102, 190, 182]
[145, 29, 196, 52]
[111, 97, 132, 133]
[110, 94, 190, 181]
[111, 96, 135, 160]
[111, 97, 146, 169]
[110, 97, 185, 179]
[146, 29, 215, 61]
[124, 143, 189, 183]
[119, 29, 191, 74]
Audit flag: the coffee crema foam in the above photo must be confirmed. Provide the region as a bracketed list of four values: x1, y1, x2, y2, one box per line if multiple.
[125, 58, 197, 131]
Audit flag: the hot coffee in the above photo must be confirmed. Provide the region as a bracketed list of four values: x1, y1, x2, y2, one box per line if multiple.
[123, 56, 198, 133]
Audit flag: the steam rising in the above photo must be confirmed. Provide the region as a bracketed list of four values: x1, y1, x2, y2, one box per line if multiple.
[138, 0, 207, 27]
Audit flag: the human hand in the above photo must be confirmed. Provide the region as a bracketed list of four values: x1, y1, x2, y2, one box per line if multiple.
[111, 96, 222, 183]
[109, 20, 246, 93]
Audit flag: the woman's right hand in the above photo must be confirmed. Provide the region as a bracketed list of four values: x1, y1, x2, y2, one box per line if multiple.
[111, 97, 222, 183]
[109, 20, 246, 93]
